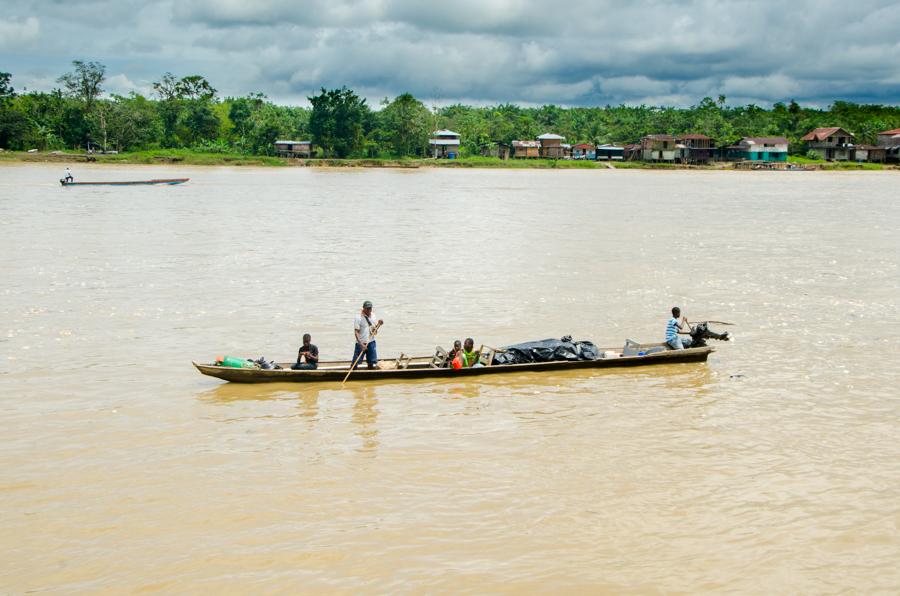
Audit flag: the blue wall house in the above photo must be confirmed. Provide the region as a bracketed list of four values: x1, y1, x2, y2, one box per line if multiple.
[572, 143, 596, 159]
[724, 137, 789, 162]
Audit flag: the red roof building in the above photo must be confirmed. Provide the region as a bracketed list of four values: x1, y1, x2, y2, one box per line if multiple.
[800, 127, 854, 161]
[571, 143, 596, 159]
[876, 128, 900, 161]
[800, 127, 847, 142]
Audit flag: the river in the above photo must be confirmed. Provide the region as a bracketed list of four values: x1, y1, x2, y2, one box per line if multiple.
[1, 163, 898, 592]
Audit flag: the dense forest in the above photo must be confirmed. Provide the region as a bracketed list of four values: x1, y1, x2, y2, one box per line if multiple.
[2, 61, 899, 158]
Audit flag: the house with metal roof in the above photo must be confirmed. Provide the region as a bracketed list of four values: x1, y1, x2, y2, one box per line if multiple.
[801, 127, 855, 161]
[596, 144, 624, 161]
[511, 140, 540, 158]
[876, 128, 900, 162]
[537, 133, 569, 159]
[429, 130, 461, 158]
[724, 137, 789, 162]
[274, 140, 312, 158]
[641, 134, 677, 162]
[676, 134, 714, 164]
[854, 144, 886, 163]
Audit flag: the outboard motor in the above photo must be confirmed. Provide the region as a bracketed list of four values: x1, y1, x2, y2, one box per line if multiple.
[689, 322, 731, 347]
[252, 356, 282, 370]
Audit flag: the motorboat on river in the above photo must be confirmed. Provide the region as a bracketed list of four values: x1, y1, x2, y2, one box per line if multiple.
[60, 178, 189, 186]
[193, 343, 715, 384]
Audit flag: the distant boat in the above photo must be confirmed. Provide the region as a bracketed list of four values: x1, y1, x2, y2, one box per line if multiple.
[60, 178, 189, 186]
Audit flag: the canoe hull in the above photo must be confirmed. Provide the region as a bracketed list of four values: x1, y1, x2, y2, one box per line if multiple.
[193, 345, 714, 384]
[60, 178, 189, 186]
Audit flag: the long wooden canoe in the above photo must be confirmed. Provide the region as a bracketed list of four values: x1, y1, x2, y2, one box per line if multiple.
[60, 178, 189, 186]
[193, 344, 714, 384]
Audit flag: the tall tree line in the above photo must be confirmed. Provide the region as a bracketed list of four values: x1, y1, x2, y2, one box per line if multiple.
[2, 61, 899, 157]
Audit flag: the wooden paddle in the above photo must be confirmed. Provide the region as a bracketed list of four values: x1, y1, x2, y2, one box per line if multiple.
[342, 321, 382, 385]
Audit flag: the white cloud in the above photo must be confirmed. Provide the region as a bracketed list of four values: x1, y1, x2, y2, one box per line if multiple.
[104, 73, 153, 97]
[599, 76, 672, 98]
[721, 74, 801, 100]
[0, 16, 40, 49]
[2, 1, 900, 107]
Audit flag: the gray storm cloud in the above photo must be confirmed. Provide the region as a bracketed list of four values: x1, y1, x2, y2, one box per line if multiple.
[3, 0, 900, 107]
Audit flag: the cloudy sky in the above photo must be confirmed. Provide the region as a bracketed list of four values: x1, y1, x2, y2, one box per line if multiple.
[3, 0, 900, 108]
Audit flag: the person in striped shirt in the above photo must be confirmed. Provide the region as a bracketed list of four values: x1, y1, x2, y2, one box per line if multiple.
[666, 306, 693, 350]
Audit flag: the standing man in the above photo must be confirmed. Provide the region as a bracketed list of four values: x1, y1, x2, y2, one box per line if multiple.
[292, 333, 319, 370]
[353, 300, 383, 369]
[666, 306, 693, 350]
[64, 167, 74, 183]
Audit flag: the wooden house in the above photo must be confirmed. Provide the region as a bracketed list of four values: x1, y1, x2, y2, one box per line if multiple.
[596, 144, 624, 160]
[511, 140, 540, 158]
[537, 133, 567, 159]
[724, 137, 788, 162]
[854, 145, 886, 163]
[800, 127, 855, 161]
[572, 143, 595, 159]
[641, 134, 676, 161]
[429, 129, 461, 158]
[676, 134, 714, 164]
[876, 128, 900, 162]
[274, 140, 312, 158]
[623, 143, 642, 161]
[481, 143, 511, 160]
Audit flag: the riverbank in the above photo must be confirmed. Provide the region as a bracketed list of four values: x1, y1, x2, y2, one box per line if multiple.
[0, 149, 893, 170]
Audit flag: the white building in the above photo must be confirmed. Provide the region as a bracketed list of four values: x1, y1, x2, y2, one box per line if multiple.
[429, 130, 461, 158]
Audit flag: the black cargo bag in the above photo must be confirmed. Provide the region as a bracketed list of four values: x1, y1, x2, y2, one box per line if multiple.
[492, 336, 599, 365]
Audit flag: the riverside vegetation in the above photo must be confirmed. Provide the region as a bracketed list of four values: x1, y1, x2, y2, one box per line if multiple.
[1, 61, 899, 168]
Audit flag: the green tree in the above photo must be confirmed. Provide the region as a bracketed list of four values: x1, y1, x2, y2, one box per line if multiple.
[0, 72, 14, 102]
[176, 75, 217, 101]
[0, 71, 26, 148]
[57, 60, 106, 112]
[380, 93, 431, 156]
[152, 72, 180, 101]
[179, 100, 220, 145]
[55, 61, 106, 147]
[105, 94, 162, 150]
[308, 87, 368, 157]
[228, 93, 266, 152]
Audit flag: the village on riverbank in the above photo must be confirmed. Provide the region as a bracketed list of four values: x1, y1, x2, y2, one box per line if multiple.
[5, 126, 899, 171]
[7, 125, 896, 170]
[268, 126, 900, 170]
[3, 65, 900, 171]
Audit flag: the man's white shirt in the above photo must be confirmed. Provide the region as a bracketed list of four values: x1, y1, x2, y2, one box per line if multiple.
[354, 313, 377, 343]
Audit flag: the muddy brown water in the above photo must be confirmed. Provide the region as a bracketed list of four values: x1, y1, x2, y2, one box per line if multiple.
[1, 164, 899, 592]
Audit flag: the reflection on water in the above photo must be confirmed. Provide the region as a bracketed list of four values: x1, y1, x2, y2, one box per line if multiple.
[1, 165, 899, 593]
[351, 385, 379, 452]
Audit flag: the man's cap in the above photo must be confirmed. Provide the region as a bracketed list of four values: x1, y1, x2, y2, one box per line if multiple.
[362, 300, 373, 309]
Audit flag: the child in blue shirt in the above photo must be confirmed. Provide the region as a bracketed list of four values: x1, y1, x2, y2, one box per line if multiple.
[666, 306, 693, 349]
